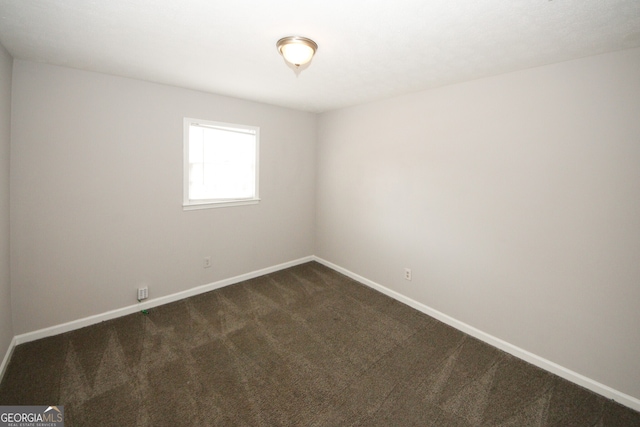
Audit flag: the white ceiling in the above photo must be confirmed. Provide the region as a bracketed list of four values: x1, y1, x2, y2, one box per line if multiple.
[0, 0, 639, 113]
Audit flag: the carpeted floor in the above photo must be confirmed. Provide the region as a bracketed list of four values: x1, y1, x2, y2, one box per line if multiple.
[1, 261, 639, 426]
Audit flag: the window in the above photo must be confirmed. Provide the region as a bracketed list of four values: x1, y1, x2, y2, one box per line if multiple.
[183, 118, 259, 209]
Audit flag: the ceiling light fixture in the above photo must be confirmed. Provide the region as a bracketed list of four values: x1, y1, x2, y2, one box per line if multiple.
[276, 36, 318, 68]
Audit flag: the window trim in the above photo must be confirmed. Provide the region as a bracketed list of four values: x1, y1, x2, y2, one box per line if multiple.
[183, 117, 260, 210]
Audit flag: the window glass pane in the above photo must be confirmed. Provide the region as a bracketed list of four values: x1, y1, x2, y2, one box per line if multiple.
[188, 126, 204, 163]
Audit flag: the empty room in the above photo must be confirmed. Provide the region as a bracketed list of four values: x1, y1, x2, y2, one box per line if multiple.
[0, 0, 639, 425]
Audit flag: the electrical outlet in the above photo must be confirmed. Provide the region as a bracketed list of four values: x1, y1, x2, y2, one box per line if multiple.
[204, 256, 212, 268]
[137, 286, 148, 301]
[404, 268, 412, 281]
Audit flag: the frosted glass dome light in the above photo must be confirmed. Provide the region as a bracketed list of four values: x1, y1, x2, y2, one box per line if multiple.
[277, 36, 318, 67]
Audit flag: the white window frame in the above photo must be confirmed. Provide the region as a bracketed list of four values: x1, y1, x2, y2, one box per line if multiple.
[183, 117, 260, 210]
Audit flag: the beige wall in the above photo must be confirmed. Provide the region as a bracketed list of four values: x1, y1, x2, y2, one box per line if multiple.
[316, 48, 640, 400]
[0, 44, 13, 365]
[10, 61, 316, 334]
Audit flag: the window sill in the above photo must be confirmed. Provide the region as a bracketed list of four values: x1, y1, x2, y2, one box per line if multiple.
[183, 198, 261, 210]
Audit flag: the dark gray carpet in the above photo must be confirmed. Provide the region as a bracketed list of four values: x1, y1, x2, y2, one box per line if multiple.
[1, 261, 639, 426]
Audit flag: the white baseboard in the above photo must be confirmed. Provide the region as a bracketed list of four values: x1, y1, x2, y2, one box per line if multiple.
[313, 256, 640, 413]
[14, 256, 314, 346]
[0, 336, 16, 384]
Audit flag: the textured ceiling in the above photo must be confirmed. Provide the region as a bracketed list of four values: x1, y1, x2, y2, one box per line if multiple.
[0, 0, 639, 112]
